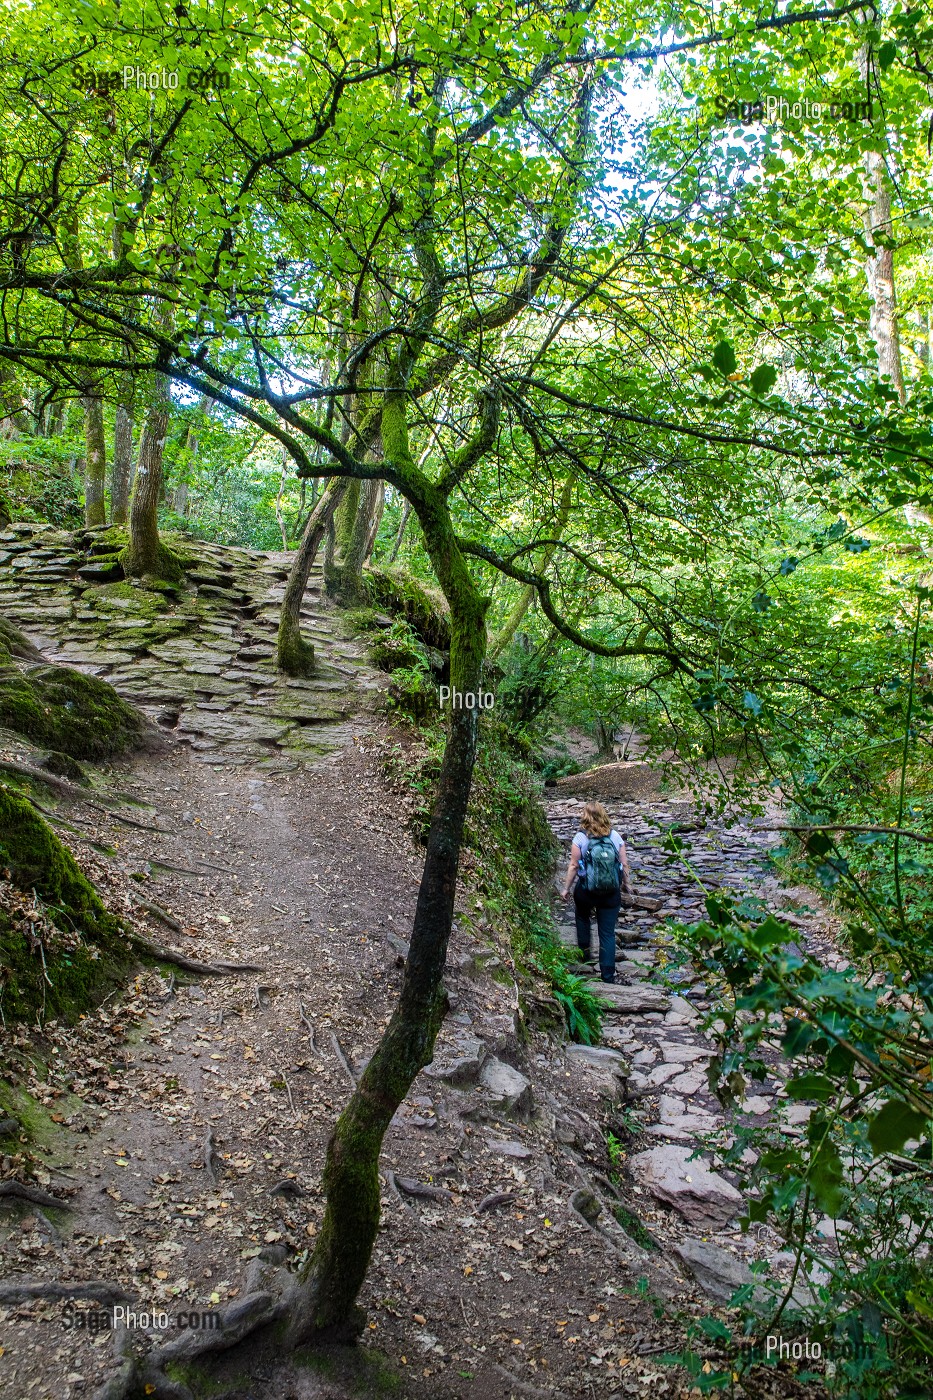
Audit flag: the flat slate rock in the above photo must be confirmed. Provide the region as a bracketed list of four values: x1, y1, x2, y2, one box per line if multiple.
[629, 1145, 742, 1229]
[591, 982, 670, 1014]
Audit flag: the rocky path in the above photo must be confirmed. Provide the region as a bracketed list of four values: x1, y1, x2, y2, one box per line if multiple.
[0, 526, 835, 1400]
[0, 522, 377, 768]
[546, 780, 832, 1315]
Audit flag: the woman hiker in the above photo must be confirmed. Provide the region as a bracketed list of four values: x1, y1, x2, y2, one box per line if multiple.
[560, 799, 633, 984]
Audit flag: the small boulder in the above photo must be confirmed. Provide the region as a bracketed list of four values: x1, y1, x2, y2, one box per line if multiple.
[630, 1144, 743, 1229]
[673, 1238, 756, 1304]
[479, 1056, 533, 1119]
[424, 1035, 487, 1086]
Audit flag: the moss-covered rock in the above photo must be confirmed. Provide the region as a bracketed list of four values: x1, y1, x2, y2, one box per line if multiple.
[0, 615, 43, 661]
[0, 786, 133, 1022]
[366, 566, 451, 651]
[0, 661, 144, 759]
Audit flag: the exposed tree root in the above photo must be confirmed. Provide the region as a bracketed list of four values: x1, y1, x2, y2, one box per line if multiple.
[134, 899, 185, 935]
[393, 1174, 452, 1203]
[90, 1259, 310, 1400]
[0, 1278, 131, 1304]
[124, 926, 262, 976]
[0, 1181, 73, 1210]
[478, 1190, 515, 1213]
[0, 760, 169, 831]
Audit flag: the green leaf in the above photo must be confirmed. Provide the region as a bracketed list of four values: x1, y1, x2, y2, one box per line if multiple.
[779, 556, 798, 575]
[867, 1100, 930, 1155]
[810, 1140, 845, 1215]
[712, 340, 737, 376]
[751, 591, 772, 612]
[844, 536, 871, 553]
[747, 914, 791, 951]
[742, 690, 762, 715]
[786, 1073, 836, 1102]
[878, 40, 897, 68]
[749, 363, 777, 394]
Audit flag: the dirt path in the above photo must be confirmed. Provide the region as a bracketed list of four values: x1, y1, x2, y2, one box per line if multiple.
[0, 528, 830, 1400]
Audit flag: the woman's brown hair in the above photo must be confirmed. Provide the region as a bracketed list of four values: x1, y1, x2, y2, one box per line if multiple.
[580, 800, 611, 837]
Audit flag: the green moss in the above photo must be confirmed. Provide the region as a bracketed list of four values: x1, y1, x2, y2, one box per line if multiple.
[87, 581, 170, 617]
[0, 491, 11, 528]
[84, 526, 129, 553]
[0, 616, 40, 660]
[0, 1079, 82, 1151]
[40, 751, 88, 784]
[0, 786, 133, 1022]
[2, 664, 144, 759]
[366, 566, 451, 651]
[368, 635, 423, 672]
[277, 622, 316, 677]
[118, 539, 184, 585]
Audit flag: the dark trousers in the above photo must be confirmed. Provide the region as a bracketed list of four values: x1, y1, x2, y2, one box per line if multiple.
[573, 887, 620, 983]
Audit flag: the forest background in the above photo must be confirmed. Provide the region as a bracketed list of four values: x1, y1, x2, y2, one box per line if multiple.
[0, 0, 932, 1393]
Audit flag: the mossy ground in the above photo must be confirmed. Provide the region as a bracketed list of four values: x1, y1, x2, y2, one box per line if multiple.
[365, 565, 451, 651]
[0, 786, 134, 1022]
[0, 661, 143, 759]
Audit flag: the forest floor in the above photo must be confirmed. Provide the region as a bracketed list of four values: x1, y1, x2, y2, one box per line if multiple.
[0, 525, 839, 1400]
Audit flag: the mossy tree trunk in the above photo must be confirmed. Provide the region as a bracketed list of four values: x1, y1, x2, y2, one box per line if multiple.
[277, 477, 348, 676]
[82, 393, 107, 527]
[295, 390, 491, 1339]
[110, 379, 134, 526]
[122, 373, 179, 580]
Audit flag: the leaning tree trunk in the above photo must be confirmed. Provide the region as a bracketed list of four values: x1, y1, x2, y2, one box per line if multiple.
[110, 387, 134, 526]
[122, 375, 179, 580]
[490, 475, 572, 659]
[277, 477, 348, 676]
[81, 393, 107, 527]
[294, 495, 488, 1338]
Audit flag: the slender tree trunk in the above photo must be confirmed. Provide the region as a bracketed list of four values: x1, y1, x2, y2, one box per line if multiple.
[388, 499, 411, 563]
[122, 374, 178, 579]
[111, 389, 134, 526]
[82, 394, 107, 527]
[364, 480, 385, 558]
[277, 477, 348, 676]
[490, 476, 573, 658]
[294, 393, 490, 1338]
[865, 150, 906, 405]
[47, 400, 65, 437]
[0, 363, 30, 440]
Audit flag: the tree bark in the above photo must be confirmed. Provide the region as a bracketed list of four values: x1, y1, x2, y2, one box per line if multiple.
[122, 374, 178, 579]
[387, 499, 412, 563]
[111, 388, 134, 526]
[277, 477, 348, 676]
[865, 150, 906, 406]
[0, 362, 30, 440]
[293, 393, 490, 1339]
[81, 394, 107, 527]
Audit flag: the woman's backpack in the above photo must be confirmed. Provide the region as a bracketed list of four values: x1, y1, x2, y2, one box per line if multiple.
[583, 835, 620, 894]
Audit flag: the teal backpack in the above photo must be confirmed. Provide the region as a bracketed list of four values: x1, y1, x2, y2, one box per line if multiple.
[583, 835, 619, 894]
